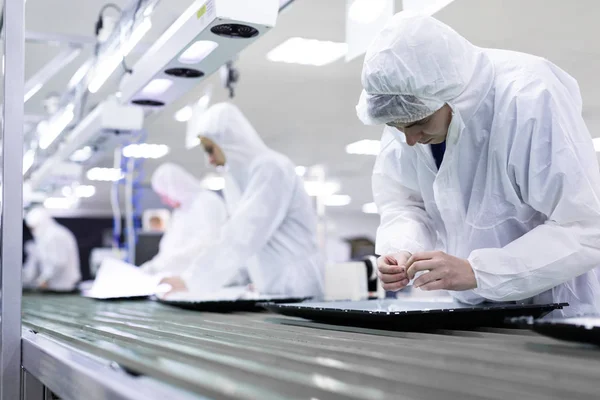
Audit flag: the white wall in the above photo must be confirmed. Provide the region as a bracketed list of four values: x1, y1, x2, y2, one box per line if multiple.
[326, 210, 379, 241]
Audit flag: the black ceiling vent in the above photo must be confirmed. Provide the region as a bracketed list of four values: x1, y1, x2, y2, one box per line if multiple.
[132, 99, 164, 107]
[164, 68, 204, 78]
[211, 23, 258, 39]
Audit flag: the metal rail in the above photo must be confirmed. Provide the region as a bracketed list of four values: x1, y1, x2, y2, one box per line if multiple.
[22, 295, 600, 400]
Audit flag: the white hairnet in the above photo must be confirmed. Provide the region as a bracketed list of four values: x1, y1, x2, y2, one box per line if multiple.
[356, 14, 485, 125]
[151, 163, 204, 206]
[25, 207, 53, 230]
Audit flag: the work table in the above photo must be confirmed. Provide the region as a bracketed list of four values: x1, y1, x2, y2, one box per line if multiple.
[22, 294, 600, 400]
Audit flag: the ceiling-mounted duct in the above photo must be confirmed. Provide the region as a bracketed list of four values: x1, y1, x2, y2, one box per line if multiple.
[28, 99, 144, 190]
[119, 0, 279, 108]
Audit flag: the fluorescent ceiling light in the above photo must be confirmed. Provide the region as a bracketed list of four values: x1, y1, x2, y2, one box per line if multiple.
[140, 78, 173, 97]
[324, 194, 351, 207]
[362, 202, 378, 214]
[88, 18, 152, 94]
[345, 139, 380, 155]
[348, 0, 389, 24]
[197, 94, 210, 109]
[267, 37, 348, 66]
[88, 52, 123, 94]
[593, 138, 600, 152]
[176, 93, 211, 123]
[44, 197, 77, 210]
[70, 146, 94, 163]
[75, 185, 96, 198]
[295, 166, 306, 176]
[38, 104, 75, 150]
[304, 181, 340, 197]
[179, 41, 218, 64]
[201, 176, 225, 191]
[62, 185, 96, 198]
[175, 105, 193, 122]
[23, 149, 35, 175]
[68, 61, 92, 89]
[86, 167, 124, 182]
[24, 83, 43, 103]
[122, 143, 169, 159]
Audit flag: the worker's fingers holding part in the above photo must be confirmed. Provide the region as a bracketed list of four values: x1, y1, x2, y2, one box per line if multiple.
[406, 251, 440, 267]
[379, 271, 407, 284]
[382, 278, 410, 292]
[417, 279, 447, 292]
[378, 263, 406, 275]
[407, 259, 438, 280]
[378, 254, 399, 267]
[413, 269, 444, 289]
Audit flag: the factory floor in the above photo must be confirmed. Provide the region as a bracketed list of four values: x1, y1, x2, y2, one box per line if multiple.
[22, 294, 600, 400]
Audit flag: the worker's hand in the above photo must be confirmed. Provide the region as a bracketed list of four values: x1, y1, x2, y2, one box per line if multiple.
[377, 251, 411, 291]
[160, 276, 188, 295]
[38, 281, 49, 290]
[406, 251, 477, 291]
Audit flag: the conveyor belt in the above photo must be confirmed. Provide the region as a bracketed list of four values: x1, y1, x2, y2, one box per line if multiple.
[22, 295, 600, 400]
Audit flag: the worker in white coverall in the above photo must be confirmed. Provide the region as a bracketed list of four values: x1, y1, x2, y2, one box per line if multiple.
[356, 14, 600, 317]
[140, 163, 229, 276]
[162, 103, 324, 298]
[23, 207, 81, 291]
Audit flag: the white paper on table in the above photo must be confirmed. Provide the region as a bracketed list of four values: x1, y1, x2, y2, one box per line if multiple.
[161, 286, 297, 302]
[86, 258, 163, 299]
[162, 286, 251, 302]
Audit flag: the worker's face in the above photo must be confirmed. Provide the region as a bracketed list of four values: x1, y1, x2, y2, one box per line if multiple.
[387, 104, 452, 146]
[159, 194, 180, 209]
[149, 218, 163, 231]
[199, 137, 226, 167]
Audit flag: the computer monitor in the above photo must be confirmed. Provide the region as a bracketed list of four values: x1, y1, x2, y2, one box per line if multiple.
[134, 232, 163, 266]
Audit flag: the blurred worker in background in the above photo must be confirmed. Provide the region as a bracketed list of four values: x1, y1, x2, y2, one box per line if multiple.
[356, 14, 600, 316]
[23, 207, 81, 291]
[162, 103, 324, 298]
[140, 163, 228, 276]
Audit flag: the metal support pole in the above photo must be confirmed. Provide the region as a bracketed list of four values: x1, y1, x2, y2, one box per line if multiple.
[125, 157, 136, 264]
[0, 0, 24, 398]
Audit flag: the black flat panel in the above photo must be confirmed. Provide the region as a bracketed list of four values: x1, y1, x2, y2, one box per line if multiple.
[82, 294, 150, 301]
[158, 296, 311, 313]
[532, 317, 600, 346]
[264, 299, 567, 331]
[22, 288, 80, 295]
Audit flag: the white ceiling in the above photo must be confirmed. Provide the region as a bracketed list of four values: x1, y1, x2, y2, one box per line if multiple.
[21, 0, 600, 213]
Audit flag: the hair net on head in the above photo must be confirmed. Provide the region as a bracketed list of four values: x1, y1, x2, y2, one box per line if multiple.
[25, 207, 53, 231]
[357, 91, 444, 125]
[151, 163, 204, 207]
[356, 14, 484, 125]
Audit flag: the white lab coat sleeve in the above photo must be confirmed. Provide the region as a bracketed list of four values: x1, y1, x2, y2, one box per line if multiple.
[36, 235, 69, 285]
[142, 196, 228, 275]
[469, 90, 600, 301]
[181, 160, 294, 292]
[22, 243, 39, 286]
[373, 131, 437, 256]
